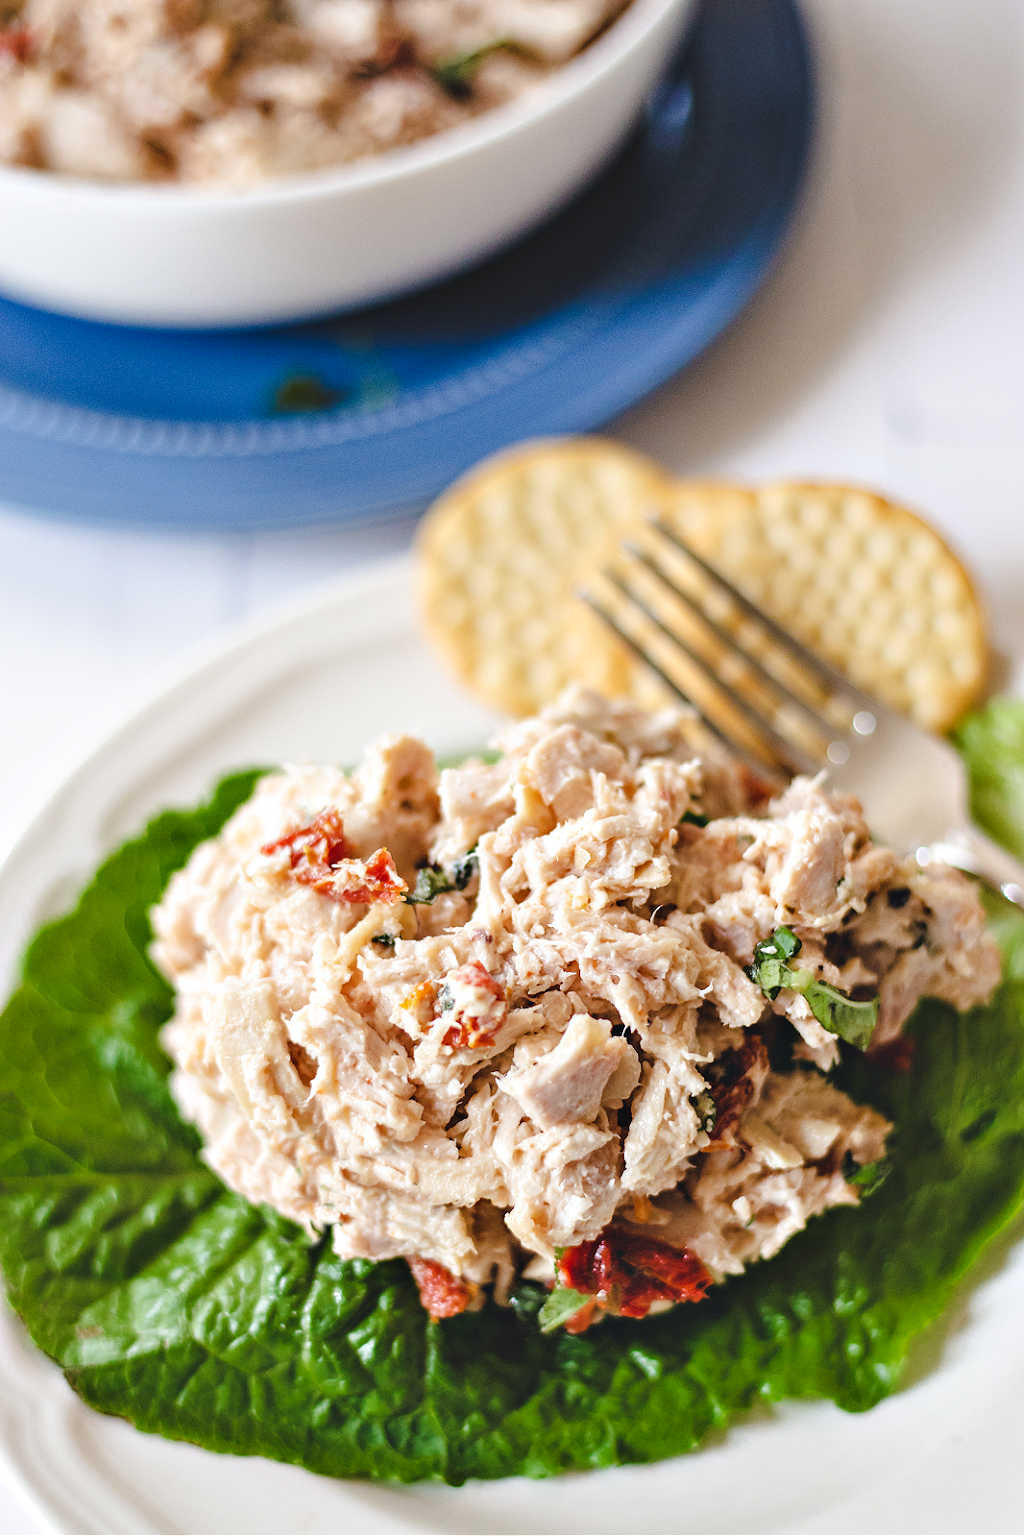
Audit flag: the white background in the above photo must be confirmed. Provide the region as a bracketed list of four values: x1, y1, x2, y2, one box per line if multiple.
[1, 1, 1022, 1529]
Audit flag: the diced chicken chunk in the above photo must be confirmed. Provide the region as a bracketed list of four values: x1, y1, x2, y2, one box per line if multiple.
[501, 1014, 639, 1128]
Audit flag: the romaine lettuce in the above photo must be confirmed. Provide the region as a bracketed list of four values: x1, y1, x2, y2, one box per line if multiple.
[0, 705, 1022, 1483]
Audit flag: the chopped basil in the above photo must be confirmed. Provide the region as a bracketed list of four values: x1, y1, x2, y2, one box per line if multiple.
[802, 980, 880, 1051]
[453, 846, 479, 891]
[679, 810, 710, 828]
[437, 984, 454, 1013]
[751, 926, 801, 989]
[371, 933, 396, 951]
[406, 863, 455, 904]
[749, 927, 879, 1052]
[694, 1090, 718, 1135]
[432, 39, 514, 98]
[538, 1285, 592, 1333]
[843, 1156, 891, 1197]
[406, 849, 479, 904]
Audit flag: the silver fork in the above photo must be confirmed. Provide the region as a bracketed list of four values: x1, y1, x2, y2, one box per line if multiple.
[581, 516, 1024, 910]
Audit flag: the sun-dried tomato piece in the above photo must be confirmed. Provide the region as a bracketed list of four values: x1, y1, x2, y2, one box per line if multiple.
[868, 1034, 916, 1074]
[262, 810, 405, 904]
[442, 1019, 497, 1049]
[334, 847, 407, 905]
[262, 807, 349, 885]
[440, 960, 505, 1049]
[563, 1298, 598, 1334]
[616, 1276, 676, 1318]
[400, 980, 437, 1026]
[704, 1034, 770, 1146]
[558, 1235, 621, 1300]
[0, 24, 33, 62]
[407, 1257, 472, 1321]
[558, 1238, 599, 1295]
[590, 1235, 617, 1297]
[557, 1229, 712, 1326]
[613, 1233, 713, 1304]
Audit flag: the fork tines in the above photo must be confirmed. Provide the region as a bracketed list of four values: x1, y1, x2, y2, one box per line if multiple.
[580, 516, 880, 778]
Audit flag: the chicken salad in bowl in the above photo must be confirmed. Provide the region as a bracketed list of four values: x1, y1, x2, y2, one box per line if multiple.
[0, 0, 639, 184]
[0, 0, 695, 322]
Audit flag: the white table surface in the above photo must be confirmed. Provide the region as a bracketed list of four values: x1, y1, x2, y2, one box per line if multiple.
[1, 2, 1022, 1530]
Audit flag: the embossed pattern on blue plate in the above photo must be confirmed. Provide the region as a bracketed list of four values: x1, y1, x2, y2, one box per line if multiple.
[0, 0, 812, 530]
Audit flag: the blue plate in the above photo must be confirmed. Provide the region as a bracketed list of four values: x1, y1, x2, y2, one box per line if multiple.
[0, 0, 812, 530]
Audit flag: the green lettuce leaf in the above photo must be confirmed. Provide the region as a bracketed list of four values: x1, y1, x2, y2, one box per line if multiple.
[955, 698, 1024, 979]
[955, 697, 1024, 860]
[1, 708, 1024, 1483]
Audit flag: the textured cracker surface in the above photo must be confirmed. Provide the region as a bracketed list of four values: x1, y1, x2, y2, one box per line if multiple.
[416, 438, 675, 714]
[660, 480, 988, 731]
[416, 441, 988, 732]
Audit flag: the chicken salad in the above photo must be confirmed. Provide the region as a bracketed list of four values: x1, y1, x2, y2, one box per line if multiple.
[0, 0, 633, 183]
[151, 689, 999, 1331]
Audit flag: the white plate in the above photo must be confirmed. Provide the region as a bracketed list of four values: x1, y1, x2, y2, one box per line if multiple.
[1, 556, 1022, 1535]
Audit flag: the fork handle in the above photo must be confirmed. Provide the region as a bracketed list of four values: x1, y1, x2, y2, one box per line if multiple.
[918, 826, 1024, 910]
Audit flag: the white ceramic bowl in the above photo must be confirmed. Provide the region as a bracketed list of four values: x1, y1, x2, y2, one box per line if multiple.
[0, 0, 694, 328]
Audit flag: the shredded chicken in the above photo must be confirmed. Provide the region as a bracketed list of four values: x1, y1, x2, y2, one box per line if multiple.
[151, 689, 1000, 1327]
[0, 0, 630, 183]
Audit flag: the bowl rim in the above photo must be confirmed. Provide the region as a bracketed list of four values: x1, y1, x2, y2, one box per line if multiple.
[0, 0, 691, 211]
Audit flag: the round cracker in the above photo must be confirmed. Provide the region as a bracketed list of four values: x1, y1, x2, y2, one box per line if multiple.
[416, 437, 676, 715]
[417, 439, 989, 733]
[652, 480, 989, 732]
